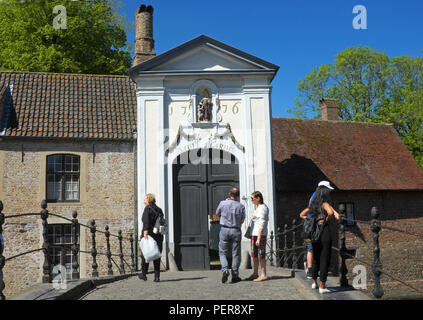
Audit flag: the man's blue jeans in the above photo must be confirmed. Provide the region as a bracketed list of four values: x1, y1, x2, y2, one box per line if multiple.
[219, 227, 241, 277]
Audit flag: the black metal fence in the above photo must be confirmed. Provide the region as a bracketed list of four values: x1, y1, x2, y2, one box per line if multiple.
[266, 205, 423, 299]
[0, 200, 137, 300]
[266, 219, 304, 276]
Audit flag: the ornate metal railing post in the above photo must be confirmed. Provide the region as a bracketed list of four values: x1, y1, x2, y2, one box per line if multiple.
[90, 220, 98, 278]
[130, 233, 136, 273]
[0, 201, 6, 300]
[371, 207, 384, 298]
[283, 224, 288, 268]
[71, 211, 80, 280]
[118, 230, 125, 274]
[338, 204, 349, 287]
[41, 200, 51, 283]
[276, 227, 281, 267]
[105, 226, 113, 276]
[292, 219, 297, 271]
[269, 230, 274, 266]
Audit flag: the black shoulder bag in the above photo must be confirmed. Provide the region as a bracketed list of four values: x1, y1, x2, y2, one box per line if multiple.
[244, 220, 252, 239]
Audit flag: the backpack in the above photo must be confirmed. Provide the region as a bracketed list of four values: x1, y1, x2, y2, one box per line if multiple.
[152, 206, 166, 235]
[303, 214, 325, 243]
[303, 216, 316, 241]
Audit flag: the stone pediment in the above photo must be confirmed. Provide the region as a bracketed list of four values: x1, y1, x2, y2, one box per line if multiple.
[151, 45, 260, 71]
[129, 35, 279, 77]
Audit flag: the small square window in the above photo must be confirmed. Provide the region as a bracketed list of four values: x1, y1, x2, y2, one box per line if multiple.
[339, 203, 356, 226]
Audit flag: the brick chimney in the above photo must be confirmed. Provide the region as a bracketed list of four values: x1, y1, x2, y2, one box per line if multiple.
[133, 4, 156, 66]
[319, 98, 339, 121]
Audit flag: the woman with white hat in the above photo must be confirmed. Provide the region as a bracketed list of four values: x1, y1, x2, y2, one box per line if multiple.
[308, 182, 340, 294]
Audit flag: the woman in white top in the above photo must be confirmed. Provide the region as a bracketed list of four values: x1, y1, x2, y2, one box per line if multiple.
[246, 191, 269, 282]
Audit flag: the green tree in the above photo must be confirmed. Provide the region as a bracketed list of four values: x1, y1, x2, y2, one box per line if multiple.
[0, 0, 132, 75]
[289, 46, 423, 168]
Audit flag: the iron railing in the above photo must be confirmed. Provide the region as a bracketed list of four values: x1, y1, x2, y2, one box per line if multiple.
[0, 200, 137, 300]
[266, 220, 305, 276]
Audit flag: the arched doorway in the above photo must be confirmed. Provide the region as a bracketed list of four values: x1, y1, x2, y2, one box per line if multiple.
[172, 149, 239, 270]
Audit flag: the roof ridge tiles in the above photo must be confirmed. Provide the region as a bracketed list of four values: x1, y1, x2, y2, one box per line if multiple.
[272, 116, 395, 127]
[0, 70, 130, 79]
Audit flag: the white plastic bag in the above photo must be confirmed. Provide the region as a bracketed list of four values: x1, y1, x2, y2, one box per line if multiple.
[140, 235, 162, 263]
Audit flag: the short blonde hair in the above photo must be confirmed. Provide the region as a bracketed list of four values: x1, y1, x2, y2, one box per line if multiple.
[145, 193, 156, 205]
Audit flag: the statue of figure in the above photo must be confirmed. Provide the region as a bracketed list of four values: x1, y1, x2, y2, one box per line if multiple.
[197, 97, 212, 122]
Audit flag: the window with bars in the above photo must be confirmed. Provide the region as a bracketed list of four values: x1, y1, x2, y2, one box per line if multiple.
[47, 224, 79, 280]
[46, 154, 80, 202]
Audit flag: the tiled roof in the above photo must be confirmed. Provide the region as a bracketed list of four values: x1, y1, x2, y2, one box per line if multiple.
[0, 71, 137, 140]
[272, 117, 423, 191]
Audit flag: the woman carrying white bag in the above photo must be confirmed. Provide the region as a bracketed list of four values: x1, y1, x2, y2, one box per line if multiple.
[139, 194, 165, 282]
[140, 236, 162, 265]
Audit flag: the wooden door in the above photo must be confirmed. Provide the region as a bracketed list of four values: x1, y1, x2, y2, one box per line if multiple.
[173, 149, 239, 270]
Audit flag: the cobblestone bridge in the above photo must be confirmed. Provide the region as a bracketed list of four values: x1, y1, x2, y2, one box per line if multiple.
[79, 267, 367, 300]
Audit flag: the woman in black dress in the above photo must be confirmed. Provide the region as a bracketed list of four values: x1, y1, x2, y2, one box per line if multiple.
[139, 193, 164, 282]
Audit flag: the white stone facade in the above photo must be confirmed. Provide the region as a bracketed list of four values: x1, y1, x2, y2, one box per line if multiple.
[131, 36, 279, 265]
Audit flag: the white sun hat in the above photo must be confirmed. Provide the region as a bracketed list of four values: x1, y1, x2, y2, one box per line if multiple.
[318, 181, 334, 190]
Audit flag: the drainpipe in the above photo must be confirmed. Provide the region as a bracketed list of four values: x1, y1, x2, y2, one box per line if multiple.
[132, 128, 138, 270]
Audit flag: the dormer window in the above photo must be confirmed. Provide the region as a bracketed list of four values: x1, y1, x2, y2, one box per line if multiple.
[0, 85, 13, 135]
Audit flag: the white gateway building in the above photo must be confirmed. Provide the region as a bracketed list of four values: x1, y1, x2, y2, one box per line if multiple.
[130, 5, 279, 270]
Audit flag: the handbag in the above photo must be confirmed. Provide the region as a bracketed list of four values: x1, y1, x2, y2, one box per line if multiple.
[244, 220, 253, 239]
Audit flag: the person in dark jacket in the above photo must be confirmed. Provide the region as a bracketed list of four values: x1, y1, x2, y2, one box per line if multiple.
[139, 193, 164, 282]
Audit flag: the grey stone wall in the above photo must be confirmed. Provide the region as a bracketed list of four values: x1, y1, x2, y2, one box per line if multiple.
[2, 218, 41, 298]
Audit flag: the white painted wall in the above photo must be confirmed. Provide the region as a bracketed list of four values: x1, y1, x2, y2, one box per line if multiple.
[145, 100, 160, 200]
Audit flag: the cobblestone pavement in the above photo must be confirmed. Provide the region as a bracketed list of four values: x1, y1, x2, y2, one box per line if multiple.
[81, 267, 317, 300]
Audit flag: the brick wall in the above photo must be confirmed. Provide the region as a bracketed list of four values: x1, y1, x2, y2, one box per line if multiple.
[1, 219, 41, 298]
[0, 139, 136, 298]
[345, 218, 423, 298]
[134, 5, 155, 66]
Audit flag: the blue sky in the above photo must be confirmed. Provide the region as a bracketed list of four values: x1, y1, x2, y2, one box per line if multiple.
[119, 0, 423, 118]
